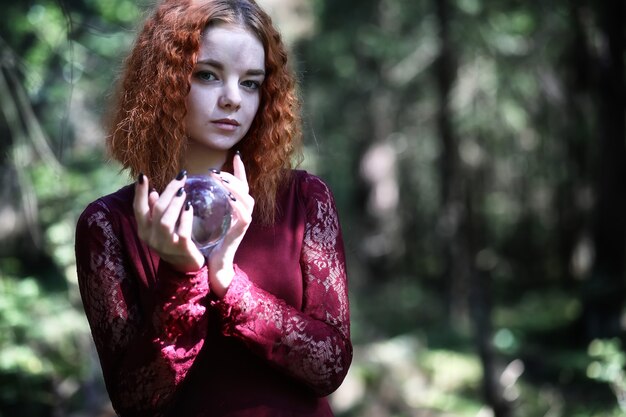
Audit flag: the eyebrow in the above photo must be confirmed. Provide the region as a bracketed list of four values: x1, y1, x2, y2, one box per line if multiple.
[196, 58, 266, 77]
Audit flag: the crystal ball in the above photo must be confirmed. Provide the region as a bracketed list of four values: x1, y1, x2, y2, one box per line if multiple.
[184, 175, 232, 256]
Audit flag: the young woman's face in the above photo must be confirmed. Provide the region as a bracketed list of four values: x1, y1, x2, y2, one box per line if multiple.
[185, 24, 265, 154]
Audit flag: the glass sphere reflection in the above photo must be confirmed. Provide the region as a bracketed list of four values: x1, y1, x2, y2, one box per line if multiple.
[184, 175, 231, 256]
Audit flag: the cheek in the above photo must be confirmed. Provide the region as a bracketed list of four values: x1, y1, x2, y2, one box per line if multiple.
[185, 91, 201, 116]
[184, 92, 207, 133]
[247, 97, 261, 121]
[186, 86, 217, 113]
[183, 98, 194, 131]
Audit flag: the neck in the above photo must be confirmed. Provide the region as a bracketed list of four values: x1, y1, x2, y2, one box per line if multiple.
[183, 141, 228, 176]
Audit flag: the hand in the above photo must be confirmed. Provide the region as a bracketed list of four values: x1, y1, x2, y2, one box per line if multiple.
[208, 153, 255, 297]
[133, 171, 205, 272]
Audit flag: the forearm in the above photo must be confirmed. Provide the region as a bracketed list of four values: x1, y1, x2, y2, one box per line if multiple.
[76, 201, 211, 415]
[210, 269, 352, 396]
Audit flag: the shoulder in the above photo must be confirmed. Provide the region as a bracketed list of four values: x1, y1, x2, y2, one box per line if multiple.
[290, 170, 340, 221]
[76, 185, 135, 230]
[292, 169, 335, 201]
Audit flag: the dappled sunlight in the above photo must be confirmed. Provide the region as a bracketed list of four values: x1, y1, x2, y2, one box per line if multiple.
[0, 276, 98, 412]
[360, 141, 399, 217]
[1, 0, 625, 415]
[331, 335, 485, 416]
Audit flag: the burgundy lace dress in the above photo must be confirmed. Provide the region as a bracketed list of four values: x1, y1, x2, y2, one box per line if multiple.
[75, 170, 352, 417]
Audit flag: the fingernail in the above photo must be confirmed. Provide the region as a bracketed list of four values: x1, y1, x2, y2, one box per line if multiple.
[221, 177, 230, 184]
[210, 169, 221, 174]
[138, 173, 144, 184]
[176, 187, 184, 197]
[176, 169, 187, 180]
[149, 187, 157, 194]
[235, 150, 241, 158]
[228, 192, 237, 202]
[185, 200, 192, 211]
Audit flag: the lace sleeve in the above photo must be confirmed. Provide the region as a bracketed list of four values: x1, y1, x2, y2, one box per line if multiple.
[75, 200, 209, 416]
[212, 175, 352, 396]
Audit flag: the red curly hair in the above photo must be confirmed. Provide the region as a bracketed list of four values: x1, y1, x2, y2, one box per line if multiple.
[106, 0, 302, 224]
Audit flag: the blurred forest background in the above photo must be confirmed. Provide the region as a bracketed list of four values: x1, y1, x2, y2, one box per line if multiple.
[0, 0, 625, 416]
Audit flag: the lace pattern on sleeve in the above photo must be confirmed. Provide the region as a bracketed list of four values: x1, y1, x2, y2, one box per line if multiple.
[301, 177, 350, 340]
[79, 201, 140, 352]
[76, 200, 208, 416]
[212, 174, 352, 396]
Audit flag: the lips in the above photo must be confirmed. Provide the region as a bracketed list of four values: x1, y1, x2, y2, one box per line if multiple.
[212, 118, 240, 127]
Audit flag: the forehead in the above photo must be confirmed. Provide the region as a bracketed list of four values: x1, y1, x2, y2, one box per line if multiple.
[197, 24, 265, 68]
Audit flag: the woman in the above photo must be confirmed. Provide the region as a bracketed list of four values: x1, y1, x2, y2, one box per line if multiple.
[74, 0, 352, 416]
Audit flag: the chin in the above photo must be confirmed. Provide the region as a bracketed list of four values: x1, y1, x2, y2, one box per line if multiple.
[189, 138, 240, 151]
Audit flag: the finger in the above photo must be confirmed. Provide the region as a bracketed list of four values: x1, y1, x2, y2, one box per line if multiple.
[158, 186, 187, 234]
[208, 168, 253, 217]
[232, 152, 249, 192]
[220, 174, 254, 205]
[133, 173, 150, 227]
[213, 170, 249, 201]
[152, 170, 187, 218]
[227, 191, 254, 226]
[148, 188, 159, 210]
[177, 200, 194, 240]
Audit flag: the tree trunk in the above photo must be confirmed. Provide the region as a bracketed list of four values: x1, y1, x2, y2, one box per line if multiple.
[582, 0, 626, 340]
[434, 0, 511, 415]
[434, 0, 468, 327]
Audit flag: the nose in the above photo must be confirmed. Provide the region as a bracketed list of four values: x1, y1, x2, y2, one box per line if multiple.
[218, 81, 241, 110]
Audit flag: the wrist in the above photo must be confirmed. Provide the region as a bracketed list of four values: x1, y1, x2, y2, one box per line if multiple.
[209, 259, 235, 298]
[166, 251, 206, 273]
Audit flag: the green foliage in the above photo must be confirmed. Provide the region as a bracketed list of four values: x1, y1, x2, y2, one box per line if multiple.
[587, 339, 626, 411]
[0, 0, 624, 416]
[0, 274, 90, 414]
[298, 0, 626, 415]
[0, 2, 135, 414]
[0, 150, 126, 415]
[331, 335, 485, 417]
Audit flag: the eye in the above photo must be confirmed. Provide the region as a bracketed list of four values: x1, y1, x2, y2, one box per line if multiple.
[194, 70, 217, 82]
[241, 80, 262, 90]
